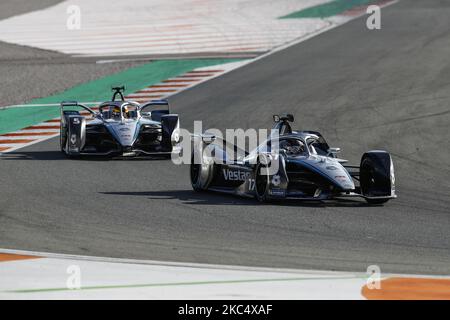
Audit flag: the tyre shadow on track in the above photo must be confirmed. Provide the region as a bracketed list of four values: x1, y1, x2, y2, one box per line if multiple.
[0, 151, 65, 160]
[100, 190, 373, 207]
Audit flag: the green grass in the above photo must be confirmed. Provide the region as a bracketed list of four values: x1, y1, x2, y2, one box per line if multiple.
[280, 0, 375, 19]
[0, 59, 241, 135]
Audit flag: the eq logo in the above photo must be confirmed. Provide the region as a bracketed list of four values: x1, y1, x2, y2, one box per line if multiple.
[271, 175, 281, 186]
[223, 169, 250, 181]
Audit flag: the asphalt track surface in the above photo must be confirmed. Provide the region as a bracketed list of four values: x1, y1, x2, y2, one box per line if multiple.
[0, 0, 62, 21]
[1, 0, 450, 275]
[0, 0, 143, 108]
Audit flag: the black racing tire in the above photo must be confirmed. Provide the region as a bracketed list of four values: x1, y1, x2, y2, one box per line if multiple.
[64, 152, 79, 159]
[190, 162, 203, 192]
[360, 151, 393, 205]
[61, 133, 72, 157]
[160, 153, 172, 160]
[60, 137, 65, 153]
[255, 162, 270, 203]
[60, 123, 78, 158]
[64, 148, 80, 159]
[61, 136, 78, 159]
[60, 126, 66, 153]
[190, 151, 207, 192]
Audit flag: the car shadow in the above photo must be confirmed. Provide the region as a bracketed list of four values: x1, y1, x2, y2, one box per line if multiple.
[100, 190, 373, 207]
[0, 151, 67, 160]
[0, 151, 171, 161]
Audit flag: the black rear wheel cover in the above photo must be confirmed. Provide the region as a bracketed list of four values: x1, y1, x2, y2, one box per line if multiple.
[255, 163, 269, 202]
[190, 162, 202, 191]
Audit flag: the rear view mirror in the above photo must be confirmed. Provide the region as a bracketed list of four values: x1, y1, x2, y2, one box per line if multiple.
[273, 115, 280, 122]
[327, 147, 341, 157]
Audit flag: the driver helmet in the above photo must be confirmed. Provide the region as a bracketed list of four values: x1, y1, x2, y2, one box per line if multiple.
[122, 106, 130, 118]
[279, 139, 291, 150]
[280, 139, 304, 155]
[112, 106, 121, 118]
[112, 106, 130, 118]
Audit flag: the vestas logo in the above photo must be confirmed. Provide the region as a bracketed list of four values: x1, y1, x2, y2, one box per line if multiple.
[223, 169, 250, 181]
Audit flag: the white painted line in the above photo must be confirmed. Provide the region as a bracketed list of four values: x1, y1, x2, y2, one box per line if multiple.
[0, 136, 39, 141]
[2, 247, 449, 280]
[23, 126, 59, 130]
[7, 129, 59, 134]
[0, 135, 59, 153]
[0, 0, 333, 57]
[0, 248, 372, 299]
[0, 143, 28, 148]
[125, 93, 172, 98]
[0, 248, 359, 276]
[0, 102, 101, 110]
[0, 135, 54, 139]
[131, 89, 180, 93]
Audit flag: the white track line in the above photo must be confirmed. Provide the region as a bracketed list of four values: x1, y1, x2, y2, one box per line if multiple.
[0, 248, 360, 276]
[0, 0, 332, 57]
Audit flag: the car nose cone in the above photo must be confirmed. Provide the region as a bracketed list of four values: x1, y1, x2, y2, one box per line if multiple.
[107, 121, 138, 146]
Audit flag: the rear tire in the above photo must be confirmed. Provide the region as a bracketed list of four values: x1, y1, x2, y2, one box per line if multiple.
[190, 152, 214, 192]
[61, 133, 72, 157]
[255, 162, 270, 203]
[190, 162, 203, 192]
[60, 126, 66, 153]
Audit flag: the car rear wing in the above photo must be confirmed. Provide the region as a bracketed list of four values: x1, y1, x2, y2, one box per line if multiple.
[272, 114, 294, 135]
[60, 101, 96, 115]
[140, 99, 170, 122]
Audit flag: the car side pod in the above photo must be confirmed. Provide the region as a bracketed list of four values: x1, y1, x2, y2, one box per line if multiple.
[160, 114, 180, 151]
[60, 101, 94, 157]
[360, 150, 396, 204]
[64, 115, 86, 157]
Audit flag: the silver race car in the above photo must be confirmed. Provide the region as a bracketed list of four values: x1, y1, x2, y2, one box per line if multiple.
[60, 87, 180, 158]
[190, 114, 396, 205]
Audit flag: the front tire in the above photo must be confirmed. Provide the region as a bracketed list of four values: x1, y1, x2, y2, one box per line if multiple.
[190, 162, 203, 192]
[360, 151, 394, 205]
